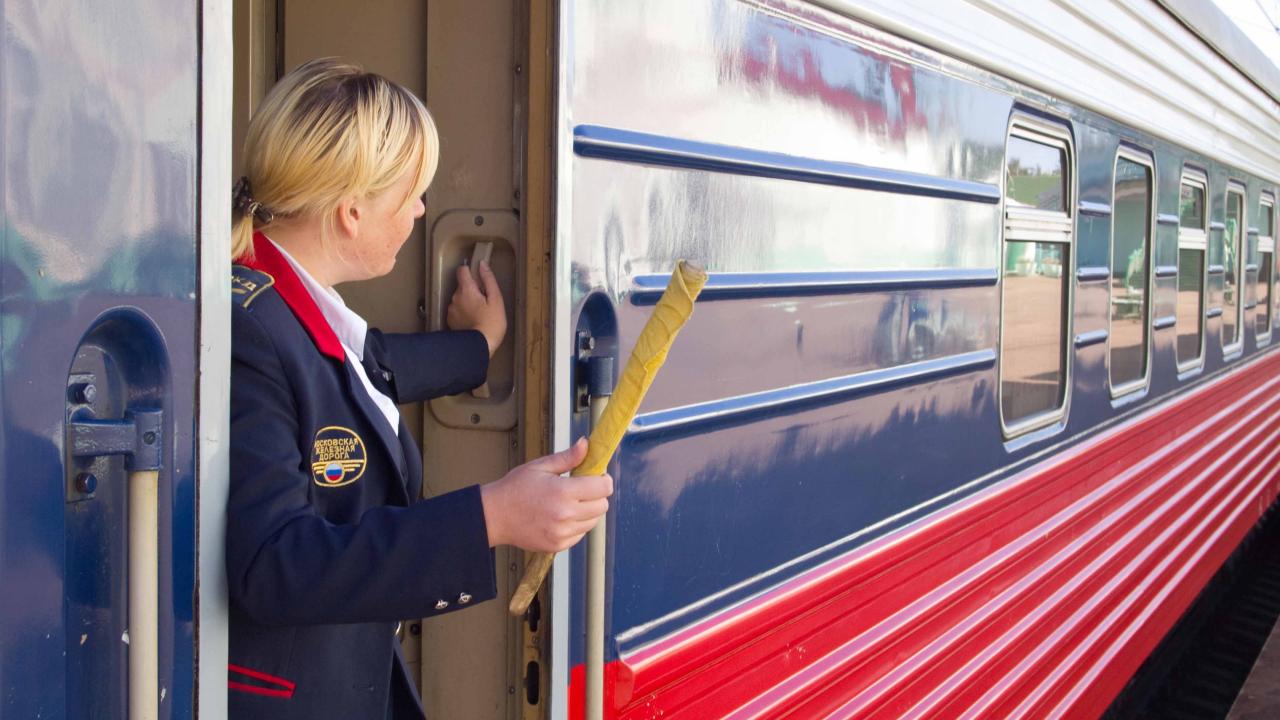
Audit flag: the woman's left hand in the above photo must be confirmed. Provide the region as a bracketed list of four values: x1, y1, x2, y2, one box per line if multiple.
[447, 261, 507, 357]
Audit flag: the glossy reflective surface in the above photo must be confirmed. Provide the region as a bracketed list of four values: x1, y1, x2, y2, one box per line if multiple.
[1007, 136, 1067, 211]
[1225, 191, 1244, 346]
[0, 2, 198, 716]
[1259, 253, 1273, 335]
[1180, 182, 1204, 229]
[1110, 158, 1151, 389]
[1002, 241, 1067, 423]
[558, 0, 1280, 671]
[1177, 247, 1206, 364]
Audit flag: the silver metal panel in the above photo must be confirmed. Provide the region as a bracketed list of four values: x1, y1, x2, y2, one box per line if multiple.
[815, 0, 1280, 184]
[1158, 0, 1280, 105]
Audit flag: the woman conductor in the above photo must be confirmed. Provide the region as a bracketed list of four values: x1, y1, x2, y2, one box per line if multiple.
[226, 58, 611, 719]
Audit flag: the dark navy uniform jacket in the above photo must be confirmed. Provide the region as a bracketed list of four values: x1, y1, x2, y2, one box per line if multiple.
[228, 234, 495, 719]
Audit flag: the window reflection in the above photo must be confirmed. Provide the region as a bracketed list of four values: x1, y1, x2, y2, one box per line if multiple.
[1224, 191, 1243, 347]
[1006, 136, 1066, 212]
[1177, 248, 1204, 364]
[1002, 241, 1067, 424]
[1180, 183, 1204, 229]
[1110, 157, 1150, 389]
[1258, 254, 1272, 336]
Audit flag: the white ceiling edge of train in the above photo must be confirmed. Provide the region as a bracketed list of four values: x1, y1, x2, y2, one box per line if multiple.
[813, 0, 1280, 186]
[1168, 0, 1280, 105]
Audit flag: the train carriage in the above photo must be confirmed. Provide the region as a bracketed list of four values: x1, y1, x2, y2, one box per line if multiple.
[2, 0, 1280, 718]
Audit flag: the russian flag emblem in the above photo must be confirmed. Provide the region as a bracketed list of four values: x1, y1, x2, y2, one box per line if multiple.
[324, 462, 344, 483]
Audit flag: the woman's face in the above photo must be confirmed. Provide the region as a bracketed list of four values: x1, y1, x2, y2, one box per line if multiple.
[341, 167, 425, 281]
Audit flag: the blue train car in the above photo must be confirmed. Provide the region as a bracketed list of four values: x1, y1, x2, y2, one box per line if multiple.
[3, 0, 1280, 718]
[0, 0, 227, 718]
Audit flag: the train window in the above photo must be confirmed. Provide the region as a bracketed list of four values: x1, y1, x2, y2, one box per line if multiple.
[1109, 150, 1153, 395]
[1006, 136, 1067, 211]
[1180, 182, 1205, 228]
[1259, 192, 1276, 341]
[1172, 170, 1203, 366]
[1000, 116, 1074, 436]
[1177, 171, 1208, 370]
[1224, 184, 1246, 353]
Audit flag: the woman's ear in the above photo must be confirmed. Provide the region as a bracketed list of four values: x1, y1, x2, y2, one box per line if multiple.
[335, 196, 362, 240]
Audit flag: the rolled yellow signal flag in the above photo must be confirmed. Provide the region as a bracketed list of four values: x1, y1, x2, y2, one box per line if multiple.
[509, 261, 708, 616]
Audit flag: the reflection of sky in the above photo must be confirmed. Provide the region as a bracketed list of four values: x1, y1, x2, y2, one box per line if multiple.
[735, 10, 923, 143]
[573, 0, 1009, 180]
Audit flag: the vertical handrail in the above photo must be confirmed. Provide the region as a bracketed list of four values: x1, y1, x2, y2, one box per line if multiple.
[129, 469, 159, 720]
[585, 395, 609, 720]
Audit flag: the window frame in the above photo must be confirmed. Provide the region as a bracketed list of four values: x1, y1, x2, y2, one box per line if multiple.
[1176, 169, 1209, 373]
[1223, 181, 1248, 358]
[1107, 147, 1156, 398]
[998, 113, 1076, 439]
[1259, 191, 1276, 346]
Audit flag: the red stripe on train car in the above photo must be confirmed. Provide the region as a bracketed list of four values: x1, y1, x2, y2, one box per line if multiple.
[568, 350, 1280, 719]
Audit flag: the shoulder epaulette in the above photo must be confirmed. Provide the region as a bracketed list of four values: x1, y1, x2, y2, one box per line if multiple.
[232, 264, 275, 308]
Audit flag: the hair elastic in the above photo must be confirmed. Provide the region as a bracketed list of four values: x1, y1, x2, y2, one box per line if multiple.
[233, 176, 274, 225]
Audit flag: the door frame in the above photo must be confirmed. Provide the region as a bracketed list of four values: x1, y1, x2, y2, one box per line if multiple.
[198, 0, 233, 716]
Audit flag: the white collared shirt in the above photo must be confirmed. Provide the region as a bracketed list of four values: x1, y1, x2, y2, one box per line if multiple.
[269, 238, 401, 436]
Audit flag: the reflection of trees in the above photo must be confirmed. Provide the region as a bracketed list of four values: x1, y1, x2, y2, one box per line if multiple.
[1, 223, 192, 374]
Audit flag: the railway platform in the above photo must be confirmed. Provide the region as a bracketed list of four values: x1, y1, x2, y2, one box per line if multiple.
[1227, 610, 1280, 719]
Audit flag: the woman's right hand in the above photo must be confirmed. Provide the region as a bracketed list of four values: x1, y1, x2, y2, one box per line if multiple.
[447, 261, 507, 358]
[479, 438, 612, 552]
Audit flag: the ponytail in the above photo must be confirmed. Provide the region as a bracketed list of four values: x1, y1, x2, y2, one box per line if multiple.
[231, 212, 256, 262]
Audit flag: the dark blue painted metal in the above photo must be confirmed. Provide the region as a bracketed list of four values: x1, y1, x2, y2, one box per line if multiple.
[1210, 264, 1227, 275]
[1075, 329, 1110, 347]
[1209, 307, 1225, 318]
[1077, 266, 1112, 282]
[1154, 315, 1178, 330]
[630, 349, 996, 437]
[1247, 263, 1260, 272]
[0, 1, 198, 717]
[573, 124, 1003, 203]
[629, 268, 999, 304]
[1154, 265, 1179, 278]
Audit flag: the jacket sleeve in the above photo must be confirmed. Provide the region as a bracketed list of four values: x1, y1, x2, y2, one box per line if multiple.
[367, 328, 490, 403]
[226, 307, 496, 626]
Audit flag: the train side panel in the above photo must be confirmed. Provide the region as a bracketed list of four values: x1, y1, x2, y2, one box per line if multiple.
[552, 0, 1280, 717]
[0, 2, 200, 717]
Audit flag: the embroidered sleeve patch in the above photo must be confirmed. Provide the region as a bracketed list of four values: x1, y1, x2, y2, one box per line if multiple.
[310, 426, 367, 487]
[232, 265, 275, 308]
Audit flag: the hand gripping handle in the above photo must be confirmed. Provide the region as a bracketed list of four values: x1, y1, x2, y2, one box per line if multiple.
[509, 261, 707, 616]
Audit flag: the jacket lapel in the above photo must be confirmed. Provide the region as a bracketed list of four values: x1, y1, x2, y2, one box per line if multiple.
[239, 233, 409, 497]
[339, 360, 409, 501]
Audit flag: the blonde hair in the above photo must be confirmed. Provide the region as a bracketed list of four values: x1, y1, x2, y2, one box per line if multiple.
[232, 58, 439, 261]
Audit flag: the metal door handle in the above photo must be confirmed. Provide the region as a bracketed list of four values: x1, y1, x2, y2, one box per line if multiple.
[70, 409, 163, 720]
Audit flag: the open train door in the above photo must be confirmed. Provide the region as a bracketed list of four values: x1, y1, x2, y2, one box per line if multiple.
[0, 1, 231, 717]
[544, 3, 748, 718]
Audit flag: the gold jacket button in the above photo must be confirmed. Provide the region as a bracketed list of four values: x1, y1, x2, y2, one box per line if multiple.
[457, 593, 472, 605]
[435, 599, 449, 611]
